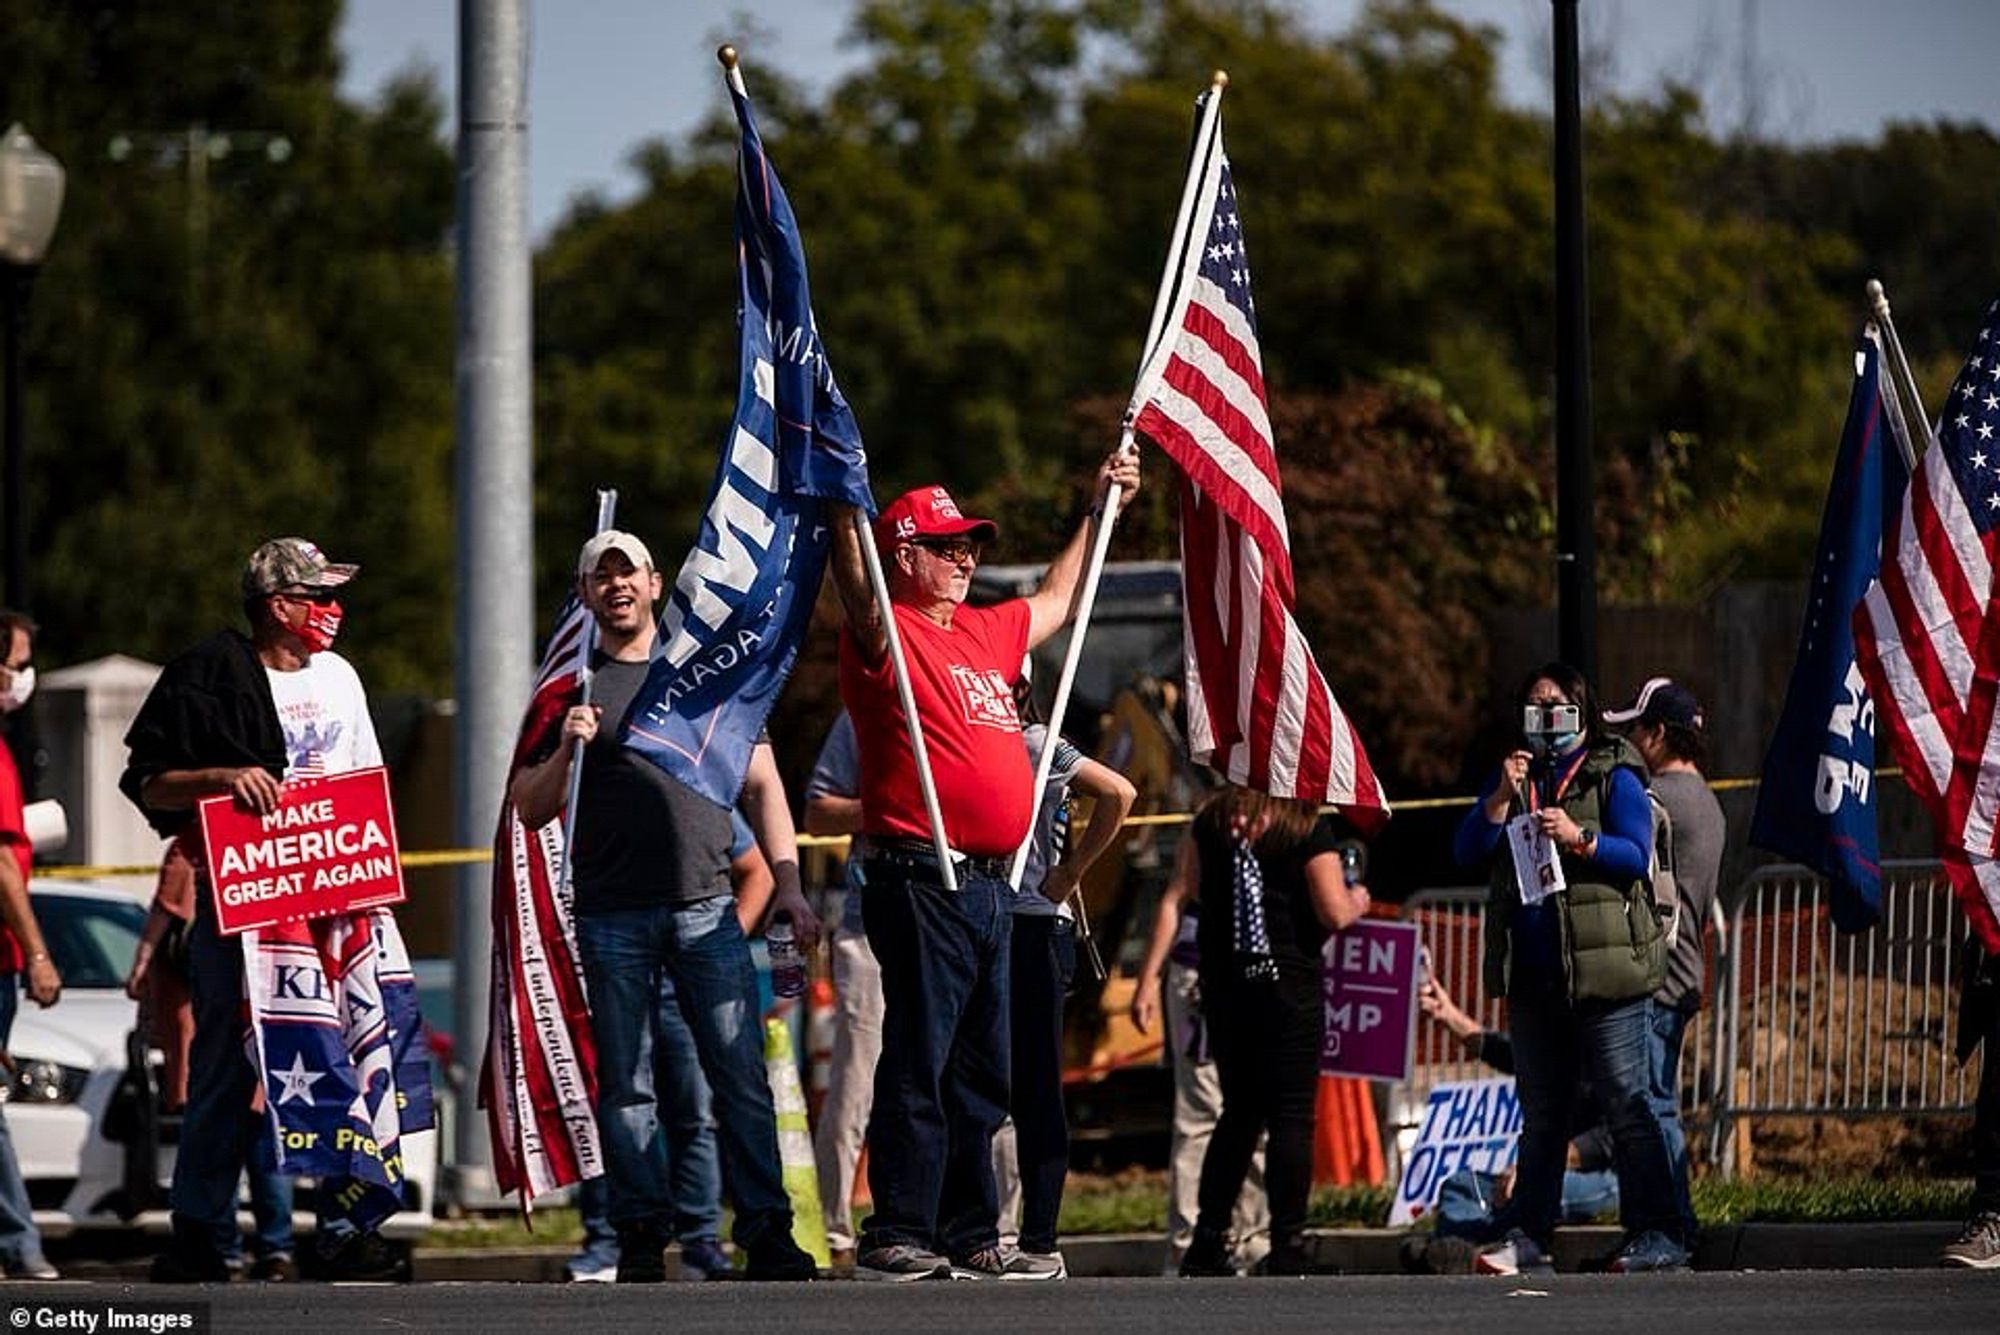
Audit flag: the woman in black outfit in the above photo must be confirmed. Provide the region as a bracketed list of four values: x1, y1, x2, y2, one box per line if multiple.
[1179, 784, 1371, 1277]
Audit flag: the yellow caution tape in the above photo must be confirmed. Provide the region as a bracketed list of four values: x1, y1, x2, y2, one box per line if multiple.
[34, 768, 1903, 880]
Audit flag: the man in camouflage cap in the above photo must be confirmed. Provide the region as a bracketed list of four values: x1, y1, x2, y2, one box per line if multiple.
[121, 537, 399, 1282]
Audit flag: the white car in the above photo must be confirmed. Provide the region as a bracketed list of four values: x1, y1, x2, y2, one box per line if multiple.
[5, 879, 437, 1242]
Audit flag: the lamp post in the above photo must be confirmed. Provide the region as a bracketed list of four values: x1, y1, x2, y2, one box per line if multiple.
[0, 123, 67, 612]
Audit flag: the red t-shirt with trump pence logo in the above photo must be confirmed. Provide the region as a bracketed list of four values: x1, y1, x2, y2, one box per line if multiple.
[840, 599, 1034, 859]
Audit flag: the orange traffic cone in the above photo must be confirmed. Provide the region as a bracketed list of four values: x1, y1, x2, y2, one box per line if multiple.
[1312, 1074, 1385, 1186]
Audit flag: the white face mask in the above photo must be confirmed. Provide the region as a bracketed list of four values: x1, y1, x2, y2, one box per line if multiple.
[0, 664, 34, 714]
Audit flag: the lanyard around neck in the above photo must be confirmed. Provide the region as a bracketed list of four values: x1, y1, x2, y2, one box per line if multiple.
[1527, 747, 1590, 811]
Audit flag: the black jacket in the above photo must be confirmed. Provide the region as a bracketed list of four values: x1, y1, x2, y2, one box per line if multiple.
[120, 630, 286, 837]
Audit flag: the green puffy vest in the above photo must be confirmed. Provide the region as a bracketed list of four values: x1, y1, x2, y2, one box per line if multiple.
[1481, 736, 1666, 1004]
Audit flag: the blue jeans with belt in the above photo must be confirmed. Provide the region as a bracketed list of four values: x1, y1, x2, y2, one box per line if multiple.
[0, 974, 49, 1270]
[575, 894, 787, 1251]
[858, 858, 1012, 1258]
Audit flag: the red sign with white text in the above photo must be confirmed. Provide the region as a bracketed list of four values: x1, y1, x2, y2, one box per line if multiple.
[198, 767, 406, 935]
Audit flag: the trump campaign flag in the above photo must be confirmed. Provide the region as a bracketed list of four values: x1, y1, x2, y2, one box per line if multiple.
[1854, 296, 2000, 951]
[247, 907, 433, 1236]
[479, 592, 603, 1206]
[621, 58, 873, 804]
[1751, 327, 1905, 932]
[1128, 84, 1388, 826]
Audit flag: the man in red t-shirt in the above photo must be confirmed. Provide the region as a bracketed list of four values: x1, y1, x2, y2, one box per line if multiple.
[825, 450, 1139, 1281]
[0, 610, 62, 1281]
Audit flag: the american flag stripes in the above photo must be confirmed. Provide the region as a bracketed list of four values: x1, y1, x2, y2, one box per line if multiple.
[479, 593, 603, 1206]
[1854, 296, 2000, 951]
[1130, 89, 1389, 825]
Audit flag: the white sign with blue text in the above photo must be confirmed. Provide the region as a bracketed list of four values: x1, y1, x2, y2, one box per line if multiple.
[1388, 1076, 1523, 1226]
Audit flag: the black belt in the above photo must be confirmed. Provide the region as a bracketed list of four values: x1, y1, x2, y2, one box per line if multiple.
[866, 838, 1010, 882]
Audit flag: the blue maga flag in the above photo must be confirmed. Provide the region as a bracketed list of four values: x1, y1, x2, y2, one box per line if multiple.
[622, 75, 874, 804]
[1750, 328, 1908, 931]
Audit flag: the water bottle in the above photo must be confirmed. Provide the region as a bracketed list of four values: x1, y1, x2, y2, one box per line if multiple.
[768, 911, 806, 999]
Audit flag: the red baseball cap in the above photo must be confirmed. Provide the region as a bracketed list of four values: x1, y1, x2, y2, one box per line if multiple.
[872, 485, 998, 549]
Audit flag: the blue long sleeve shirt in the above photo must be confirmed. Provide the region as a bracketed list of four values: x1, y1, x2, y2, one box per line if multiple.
[1454, 749, 1651, 987]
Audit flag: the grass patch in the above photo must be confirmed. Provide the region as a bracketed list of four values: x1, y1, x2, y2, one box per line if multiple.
[418, 1172, 1975, 1248]
[423, 1207, 584, 1249]
[1690, 1175, 1973, 1224]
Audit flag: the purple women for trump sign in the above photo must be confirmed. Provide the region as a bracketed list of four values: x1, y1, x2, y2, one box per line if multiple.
[1319, 919, 1421, 1081]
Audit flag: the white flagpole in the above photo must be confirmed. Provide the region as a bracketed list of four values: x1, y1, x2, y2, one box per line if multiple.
[1007, 72, 1229, 891]
[1867, 278, 1930, 471]
[557, 488, 618, 892]
[855, 514, 959, 891]
[720, 43, 956, 888]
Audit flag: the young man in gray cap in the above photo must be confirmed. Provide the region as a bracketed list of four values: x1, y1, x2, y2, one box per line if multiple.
[121, 537, 392, 1282]
[511, 530, 820, 1282]
[1605, 676, 1725, 1251]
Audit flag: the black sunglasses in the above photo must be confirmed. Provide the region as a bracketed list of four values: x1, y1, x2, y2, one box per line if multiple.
[911, 537, 983, 564]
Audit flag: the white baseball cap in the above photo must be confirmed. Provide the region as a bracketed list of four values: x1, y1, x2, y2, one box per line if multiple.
[576, 529, 655, 578]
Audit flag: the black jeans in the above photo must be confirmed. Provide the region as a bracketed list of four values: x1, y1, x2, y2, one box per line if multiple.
[858, 860, 1012, 1257]
[1194, 971, 1322, 1254]
[1009, 914, 1076, 1254]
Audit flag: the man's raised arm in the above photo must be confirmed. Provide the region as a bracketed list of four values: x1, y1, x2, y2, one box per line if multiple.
[1023, 448, 1142, 650]
[826, 502, 886, 663]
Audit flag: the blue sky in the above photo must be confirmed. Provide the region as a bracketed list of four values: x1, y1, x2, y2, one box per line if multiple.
[339, 1, 2000, 238]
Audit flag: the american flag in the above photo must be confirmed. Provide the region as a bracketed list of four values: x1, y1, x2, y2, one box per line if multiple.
[1131, 90, 1389, 826]
[478, 591, 603, 1207]
[1854, 296, 2000, 950]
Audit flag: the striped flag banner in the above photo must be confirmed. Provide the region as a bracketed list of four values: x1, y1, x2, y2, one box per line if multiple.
[1129, 86, 1388, 827]
[1853, 295, 2000, 950]
[478, 593, 603, 1207]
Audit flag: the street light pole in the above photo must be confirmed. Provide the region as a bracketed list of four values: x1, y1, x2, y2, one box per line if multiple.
[1, 266, 28, 612]
[0, 123, 67, 613]
[1552, 0, 1598, 682]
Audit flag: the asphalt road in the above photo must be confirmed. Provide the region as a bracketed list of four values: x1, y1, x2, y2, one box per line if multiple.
[4, 1271, 1996, 1335]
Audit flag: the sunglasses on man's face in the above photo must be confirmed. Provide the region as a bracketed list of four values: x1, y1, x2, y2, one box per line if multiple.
[912, 537, 982, 565]
[275, 588, 341, 605]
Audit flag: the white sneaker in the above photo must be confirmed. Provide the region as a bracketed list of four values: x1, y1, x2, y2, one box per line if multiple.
[1474, 1229, 1553, 1276]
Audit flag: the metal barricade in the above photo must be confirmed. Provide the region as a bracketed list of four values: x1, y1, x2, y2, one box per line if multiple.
[1395, 862, 1982, 1180]
[1712, 862, 1980, 1145]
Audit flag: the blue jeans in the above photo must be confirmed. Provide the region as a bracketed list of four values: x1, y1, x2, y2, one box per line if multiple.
[226, 1160, 296, 1263]
[1506, 991, 1683, 1247]
[0, 974, 49, 1268]
[859, 861, 1011, 1257]
[170, 893, 260, 1261]
[573, 967, 724, 1252]
[575, 895, 787, 1251]
[1435, 1166, 1621, 1242]
[1647, 1002, 1698, 1243]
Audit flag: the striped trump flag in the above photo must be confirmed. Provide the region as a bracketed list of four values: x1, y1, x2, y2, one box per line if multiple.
[478, 592, 603, 1208]
[1130, 86, 1388, 825]
[1854, 295, 2000, 951]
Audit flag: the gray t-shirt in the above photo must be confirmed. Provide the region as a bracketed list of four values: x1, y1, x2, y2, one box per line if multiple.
[560, 654, 734, 914]
[807, 712, 867, 935]
[1014, 723, 1084, 919]
[1652, 768, 1726, 1013]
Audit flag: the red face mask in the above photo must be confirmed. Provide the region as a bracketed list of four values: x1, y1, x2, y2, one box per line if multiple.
[279, 596, 343, 654]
